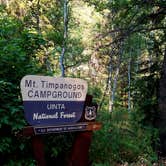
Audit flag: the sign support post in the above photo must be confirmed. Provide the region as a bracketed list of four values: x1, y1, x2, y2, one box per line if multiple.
[32, 136, 46, 166]
[68, 95, 94, 166]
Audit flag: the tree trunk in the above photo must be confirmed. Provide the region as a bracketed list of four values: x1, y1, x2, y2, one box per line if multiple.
[128, 53, 131, 112]
[60, 0, 68, 77]
[158, 48, 166, 155]
[109, 43, 122, 112]
[36, 0, 41, 33]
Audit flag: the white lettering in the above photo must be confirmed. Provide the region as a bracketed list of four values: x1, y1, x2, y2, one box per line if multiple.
[40, 80, 85, 91]
[33, 112, 58, 120]
[47, 104, 65, 110]
[60, 112, 76, 119]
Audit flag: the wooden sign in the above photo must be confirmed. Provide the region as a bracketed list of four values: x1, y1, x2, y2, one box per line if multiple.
[20, 75, 88, 126]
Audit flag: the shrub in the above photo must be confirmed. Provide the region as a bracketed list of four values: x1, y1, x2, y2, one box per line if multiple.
[90, 108, 158, 165]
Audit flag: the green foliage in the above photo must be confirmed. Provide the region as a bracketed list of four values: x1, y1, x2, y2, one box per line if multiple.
[4, 158, 36, 166]
[88, 85, 103, 103]
[90, 109, 158, 165]
[93, 163, 110, 166]
[0, 11, 47, 164]
[44, 133, 74, 165]
[90, 111, 112, 163]
[84, 0, 109, 12]
[133, 68, 159, 126]
[0, 1, 87, 164]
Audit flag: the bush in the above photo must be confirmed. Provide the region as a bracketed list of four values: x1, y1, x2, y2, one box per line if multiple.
[90, 108, 158, 165]
[0, 14, 47, 165]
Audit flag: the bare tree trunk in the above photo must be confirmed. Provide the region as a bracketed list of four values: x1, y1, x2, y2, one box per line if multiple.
[109, 64, 120, 112]
[109, 43, 123, 112]
[158, 48, 166, 155]
[98, 73, 110, 111]
[60, 0, 68, 77]
[108, 54, 113, 112]
[36, 0, 41, 33]
[99, 53, 113, 111]
[128, 50, 131, 112]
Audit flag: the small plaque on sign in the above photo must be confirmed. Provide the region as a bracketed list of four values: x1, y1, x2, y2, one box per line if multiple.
[34, 123, 88, 135]
[20, 75, 88, 126]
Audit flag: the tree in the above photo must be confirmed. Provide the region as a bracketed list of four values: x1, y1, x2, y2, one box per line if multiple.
[60, 0, 68, 77]
[85, 0, 166, 153]
[0, 10, 47, 164]
[158, 48, 166, 155]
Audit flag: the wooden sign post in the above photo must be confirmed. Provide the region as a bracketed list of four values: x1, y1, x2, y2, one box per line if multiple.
[68, 95, 95, 166]
[19, 75, 102, 166]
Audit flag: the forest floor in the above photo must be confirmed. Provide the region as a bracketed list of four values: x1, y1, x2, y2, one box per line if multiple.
[116, 157, 166, 166]
[155, 157, 166, 166]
